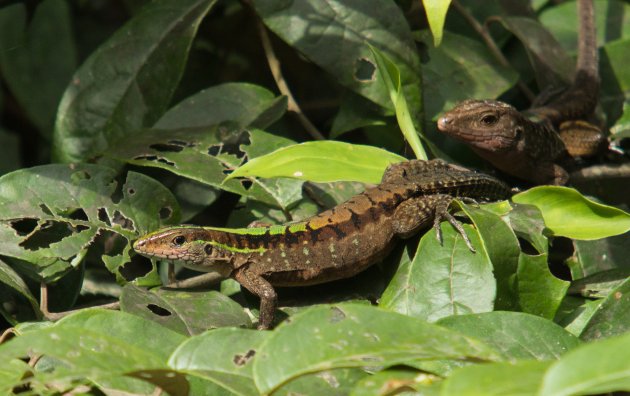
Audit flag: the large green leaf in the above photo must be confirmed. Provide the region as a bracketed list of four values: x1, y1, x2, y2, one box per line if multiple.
[512, 186, 630, 240]
[0, 309, 187, 395]
[53, 0, 217, 162]
[441, 360, 551, 396]
[226, 141, 406, 184]
[517, 253, 569, 319]
[380, 224, 495, 322]
[580, 277, 630, 341]
[252, 303, 500, 394]
[154, 82, 287, 130]
[0, 164, 179, 282]
[0, 0, 77, 138]
[252, 0, 422, 116]
[169, 327, 268, 396]
[540, 332, 630, 396]
[438, 311, 580, 361]
[120, 284, 251, 335]
[423, 0, 452, 46]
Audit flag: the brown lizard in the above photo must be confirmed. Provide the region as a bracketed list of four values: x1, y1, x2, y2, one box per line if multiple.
[437, 0, 607, 185]
[133, 159, 511, 329]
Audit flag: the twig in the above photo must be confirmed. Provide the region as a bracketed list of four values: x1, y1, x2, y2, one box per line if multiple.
[0, 327, 17, 344]
[570, 162, 630, 182]
[451, 0, 536, 101]
[254, 15, 326, 140]
[40, 282, 120, 321]
[165, 272, 224, 289]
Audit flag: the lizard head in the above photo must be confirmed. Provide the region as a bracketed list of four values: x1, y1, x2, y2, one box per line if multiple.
[437, 100, 526, 151]
[133, 226, 233, 275]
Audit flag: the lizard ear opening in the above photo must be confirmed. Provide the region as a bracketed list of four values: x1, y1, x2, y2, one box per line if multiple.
[514, 126, 524, 139]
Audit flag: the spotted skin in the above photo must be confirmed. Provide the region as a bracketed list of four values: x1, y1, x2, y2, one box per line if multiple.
[134, 159, 511, 329]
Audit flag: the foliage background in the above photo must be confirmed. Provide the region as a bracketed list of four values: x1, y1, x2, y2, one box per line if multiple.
[0, 0, 629, 394]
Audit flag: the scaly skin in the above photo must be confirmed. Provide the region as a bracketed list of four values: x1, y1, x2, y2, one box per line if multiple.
[133, 159, 511, 329]
[437, 0, 607, 185]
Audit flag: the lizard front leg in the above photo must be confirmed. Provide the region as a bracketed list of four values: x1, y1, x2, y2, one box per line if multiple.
[233, 265, 278, 330]
[392, 194, 476, 252]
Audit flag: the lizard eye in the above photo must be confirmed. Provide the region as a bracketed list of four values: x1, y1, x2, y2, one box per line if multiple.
[204, 244, 213, 255]
[173, 235, 186, 246]
[480, 114, 498, 126]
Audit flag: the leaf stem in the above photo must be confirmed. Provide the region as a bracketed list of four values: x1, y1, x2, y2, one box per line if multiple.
[451, 0, 535, 101]
[40, 282, 120, 321]
[252, 9, 326, 140]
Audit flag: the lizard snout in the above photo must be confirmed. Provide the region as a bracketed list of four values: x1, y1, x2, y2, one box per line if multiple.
[437, 116, 452, 130]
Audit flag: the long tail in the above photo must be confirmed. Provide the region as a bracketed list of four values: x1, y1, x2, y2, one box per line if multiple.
[575, 0, 599, 91]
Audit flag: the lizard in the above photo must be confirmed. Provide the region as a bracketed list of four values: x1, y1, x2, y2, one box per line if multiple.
[133, 159, 511, 329]
[437, 0, 607, 185]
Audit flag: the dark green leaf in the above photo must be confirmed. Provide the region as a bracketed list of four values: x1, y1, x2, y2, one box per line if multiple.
[567, 232, 630, 279]
[0, 0, 77, 137]
[351, 367, 440, 396]
[0, 164, 179, 281]
[0, 359, 32, 395]
[380, 224, 495, 322]
[53, 0, 217, 162]
[107, 127, 300, 208]
[252, 303, 500, 394]
[253, 0, 422, 115]
[438, 311, 580, 361]
[580, 277, 630, 341]
[0, 259, 40, 316]
[517, 253, 569, 319]
[154, 82, 287, 130]
[120, 284, 251, 335]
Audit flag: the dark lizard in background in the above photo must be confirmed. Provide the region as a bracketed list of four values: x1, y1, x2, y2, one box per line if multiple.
[437, 0, 607, 185]
[134, 160, 511, 329]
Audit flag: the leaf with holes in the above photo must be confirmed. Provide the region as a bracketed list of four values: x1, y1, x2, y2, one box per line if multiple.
[120, 284, 251, 335]
[0, 164, 179, 282]
[169, 327, 269, 395]
[53, 0, 217, 162]
[253, 0, 422, 117]
[107, 126, 303, 209]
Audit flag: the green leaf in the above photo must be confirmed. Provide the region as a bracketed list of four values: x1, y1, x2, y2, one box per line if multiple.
[53, 0, 217, 162]
[154, 82, 287, 130]
[0, 309, 187, 394]
[169, 327, 269, 396]
[461, 204, 520, 310]
[253, 0, 422, 117]
[252, 303, 500, 394]
[277, 368, 369, 396]
[368, 44, 427, 159]
[512, 186, 630, 240]
[419, 30, 518, 119]
[580, 277, 630, 341]
[504, 203, 549, 255]
[540, 332, 630, 396]
[517, 253, 569, 319]
[226, 141, 406, 184]
[0, 164, 179, 281]
[567, 233, 630, 279]
[441, 360, 551, 396]
[423, 0, 452, 46]
[0, 0, 77, 138]
[380, 224, 495, 322]
[555, 296, 604, 337]
[438, 311, 580, 361]
[107, 127, 302, 209]
[0, 259, 40, 317]
[351, 367, 439, 396]
[0, 359, 32, 395]
[120, 284, 251, 335]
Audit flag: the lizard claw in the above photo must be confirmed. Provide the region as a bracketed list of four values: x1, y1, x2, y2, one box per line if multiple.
[433, 210, 476, 253]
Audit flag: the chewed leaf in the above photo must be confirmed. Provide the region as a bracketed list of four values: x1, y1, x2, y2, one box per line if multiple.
[225, 141, 406, 184]
[107, 126, 303, 210]
[512, 186, 630, 240]
[0, 164, 179, 282]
